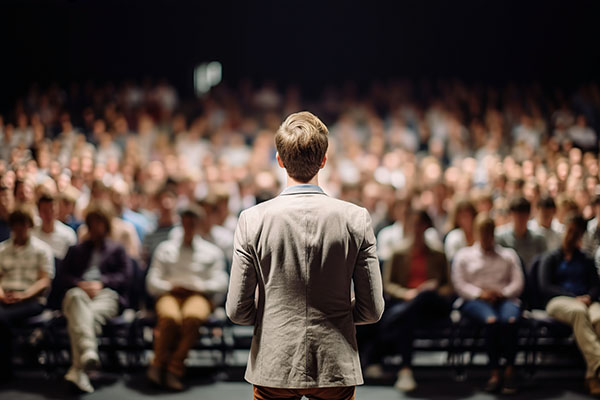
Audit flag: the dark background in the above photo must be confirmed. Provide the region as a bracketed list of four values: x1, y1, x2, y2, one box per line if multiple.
[1, 0, 599, 108]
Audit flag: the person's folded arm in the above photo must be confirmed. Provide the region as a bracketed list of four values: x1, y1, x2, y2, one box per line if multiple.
[146, 244, 174, 298]
[353, 208, 385, 325]
[451, 254, 482, 300]
[226, 211, 258, 325]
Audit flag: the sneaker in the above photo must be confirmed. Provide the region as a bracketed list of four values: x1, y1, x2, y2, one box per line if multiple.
[146, 365, 162, 387]
[394, 368, 417, 392]
[80, 350, 100, 373]
[165, 371, 185, 391]
[364, 364, 385, 379]
[65, 367, 94, 393]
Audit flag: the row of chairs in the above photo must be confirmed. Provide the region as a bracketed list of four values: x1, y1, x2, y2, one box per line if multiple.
[9, 256, 583, 379]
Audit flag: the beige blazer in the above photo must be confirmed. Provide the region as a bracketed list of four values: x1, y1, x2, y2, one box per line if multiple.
[226, 185, 384, 388]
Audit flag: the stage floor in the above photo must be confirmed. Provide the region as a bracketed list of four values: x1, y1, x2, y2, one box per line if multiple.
[0, 369, 594, 400]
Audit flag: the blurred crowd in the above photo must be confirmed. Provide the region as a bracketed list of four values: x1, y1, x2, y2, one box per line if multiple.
[1, 79, 600, 393]
[1, 80, 599, 253]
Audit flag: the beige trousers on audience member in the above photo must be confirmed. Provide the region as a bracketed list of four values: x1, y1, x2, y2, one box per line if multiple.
[62, 287, 119, 368]
[152, 293, 212, 376]
[547, 296, 600, 378]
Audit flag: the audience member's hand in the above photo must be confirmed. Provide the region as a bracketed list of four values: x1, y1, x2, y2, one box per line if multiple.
[171, 286, 194, 296]
[577, 295, 591, 306]
[6, 291, 31, 303]
[403, 288, 419, 301]
[1, 291, 19, 304]
[479, 290, 498, 303]
[78, 281, 104, 299]
[418, 279, 438, 292]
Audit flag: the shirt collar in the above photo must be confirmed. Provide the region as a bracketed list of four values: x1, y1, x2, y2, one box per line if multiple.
[280, 184, 326, 196]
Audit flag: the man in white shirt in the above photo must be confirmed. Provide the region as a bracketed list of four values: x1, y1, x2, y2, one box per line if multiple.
[528, 196, 562, 252]
[32, 192, 77, 260]
[0, 206, 54, 380]
[146, 205, 228, 391]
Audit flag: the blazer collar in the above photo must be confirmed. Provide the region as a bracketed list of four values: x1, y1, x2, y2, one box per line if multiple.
[280, 184, 327, 196]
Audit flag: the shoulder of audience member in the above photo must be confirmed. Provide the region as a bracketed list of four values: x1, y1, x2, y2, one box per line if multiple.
[30, 235, 53, 255]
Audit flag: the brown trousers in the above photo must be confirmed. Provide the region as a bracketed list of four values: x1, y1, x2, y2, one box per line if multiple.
[152, 293, 211, 376]
[253, 385, 355, 400]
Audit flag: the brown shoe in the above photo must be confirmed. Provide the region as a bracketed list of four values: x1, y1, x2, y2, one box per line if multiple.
[586, 378, 600, 396]
[146, 365, 162, 387]
[165, 371, 185, 391]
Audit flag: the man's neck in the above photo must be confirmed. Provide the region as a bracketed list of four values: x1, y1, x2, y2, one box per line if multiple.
[286, 175, 319, 188]
[41, 220, 55, 234]
[158, 214, 175, 228]
[13, 236, 29, 247]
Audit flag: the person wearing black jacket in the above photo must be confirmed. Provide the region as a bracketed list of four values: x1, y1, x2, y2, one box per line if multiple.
[539, 213, 600, 395]
[56, 201, 131, 393]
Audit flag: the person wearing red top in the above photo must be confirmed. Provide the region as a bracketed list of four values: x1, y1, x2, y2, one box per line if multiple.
[363, 208, 453, 392]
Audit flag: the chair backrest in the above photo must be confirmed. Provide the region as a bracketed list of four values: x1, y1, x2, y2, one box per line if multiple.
[524, 254, 544, 310]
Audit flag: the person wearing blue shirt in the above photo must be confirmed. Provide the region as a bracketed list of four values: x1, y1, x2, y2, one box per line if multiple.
[539, 213, 600, 396]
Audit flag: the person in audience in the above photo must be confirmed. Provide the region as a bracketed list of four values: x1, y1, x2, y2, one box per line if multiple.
[376, 197, 408, 264]
[444, 198, 477, 261]
[452, 214, 524, 394]
[141, 186, 178, 265]
[110, 179, 152, 243]
[528, 196, 562, 251]
[539, 213, 600, 395]
[57, 185, 83, 233]
[57, 201, 131, 393]
[78, 195, 141, 261]
[365, 208, 451, 392]
[583, 195, 600, 257]
[0, 206, 54, 382]
[145, 205, 228, 391]
[496, 196, 547, 270]
[0, 185, 13, 242]
[32, 192, 77, 260]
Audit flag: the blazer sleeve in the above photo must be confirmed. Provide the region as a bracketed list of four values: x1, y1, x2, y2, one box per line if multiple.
[226, 211, 258, 325]
[352, 208, 385, 325]
[100, 245, 131, 296]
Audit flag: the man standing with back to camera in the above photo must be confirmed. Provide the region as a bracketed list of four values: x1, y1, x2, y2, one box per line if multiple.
[227, 111, 385, 400]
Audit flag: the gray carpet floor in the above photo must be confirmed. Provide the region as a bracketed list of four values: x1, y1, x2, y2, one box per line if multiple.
[0, 369, 593, 400]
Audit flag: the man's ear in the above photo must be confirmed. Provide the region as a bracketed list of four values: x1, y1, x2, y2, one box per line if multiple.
[320, 154, 327, 169]
[276, 152, 285, 169]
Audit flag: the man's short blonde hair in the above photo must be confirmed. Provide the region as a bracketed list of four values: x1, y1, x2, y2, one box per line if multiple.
[275, 111, 329, 183]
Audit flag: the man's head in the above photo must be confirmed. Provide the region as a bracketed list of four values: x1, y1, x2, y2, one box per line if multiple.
[509, 196, 531, 235]
[37, 192, 57, 225]
[155, 186, 177, 216]
[475, 213, 496, 252]
[537, 196, 556, 228]
[8, 205, 34, 243]
[275, 111, 328, 183]
[562, 212, 587, 253]
[179, 205, 205, 241]
[85, 201, 113, 242]
[406, 208, 433, 240]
